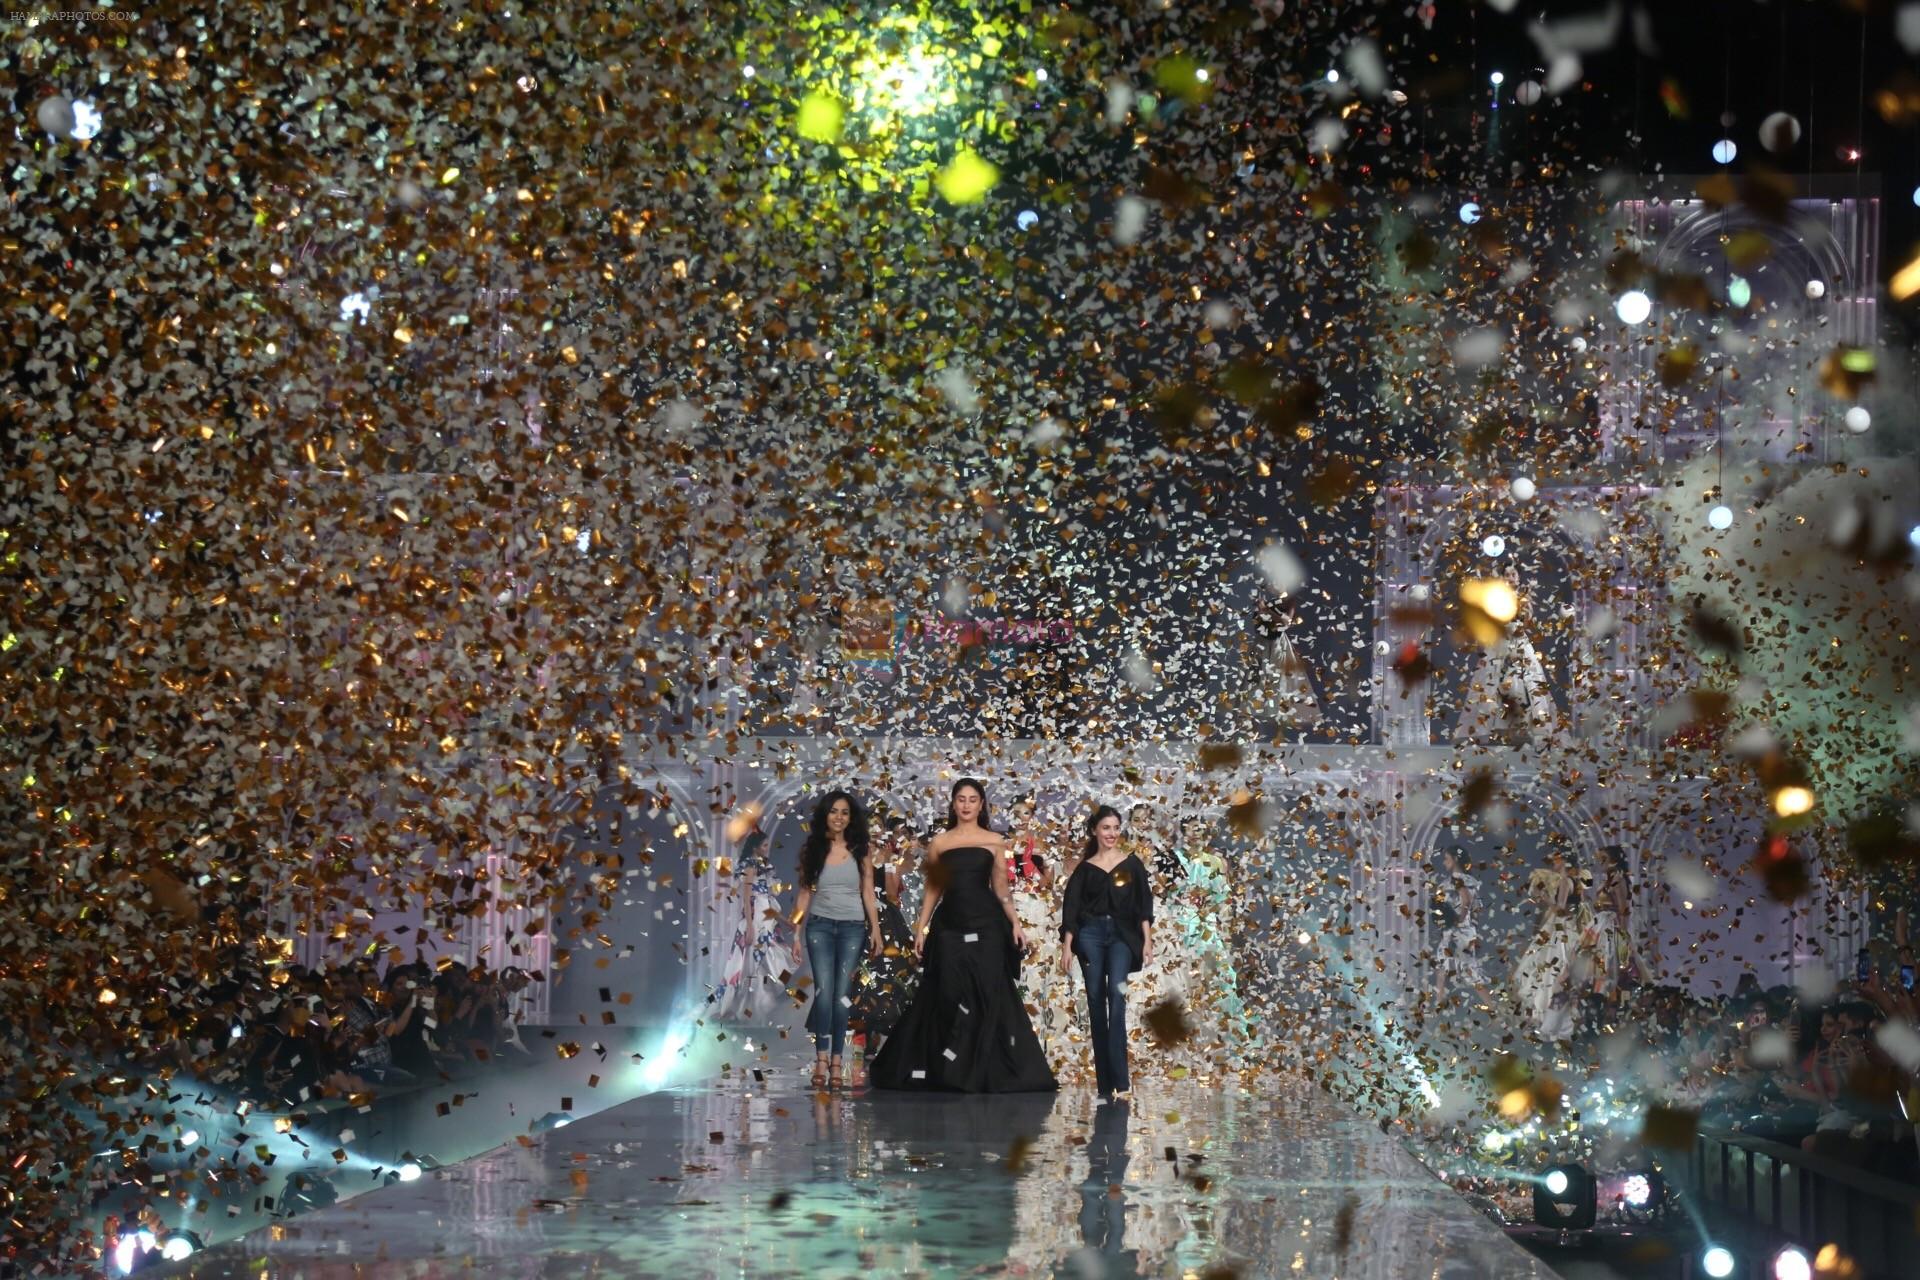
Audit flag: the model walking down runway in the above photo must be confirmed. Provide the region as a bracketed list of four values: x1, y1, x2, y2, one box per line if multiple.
[869, 779, 1057, 1093]
[1514, 851, 1584, 1042]
[789, 791, 882, 1091]
[1060, 806, 1155, 1098]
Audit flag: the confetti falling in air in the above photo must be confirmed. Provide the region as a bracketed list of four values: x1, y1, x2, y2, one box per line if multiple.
[4, 0, 1920, 1272]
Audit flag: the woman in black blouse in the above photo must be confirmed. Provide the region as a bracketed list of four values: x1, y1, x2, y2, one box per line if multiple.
[1059, 805, 1154, 1096]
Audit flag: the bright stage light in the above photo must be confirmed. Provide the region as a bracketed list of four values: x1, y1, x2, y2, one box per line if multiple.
[1703, 1245, 1736, 1278]
[642, 1022, 695, 1087]
[1195, 68, 1210, 83]
[1490, 70, 1505, 86]
[1772, 785, 1815, 818]
[1016, 209, 1039, 231]
[113, 1230, 157, 1274]
[1615, 290, 1652, 324]
[397, 1161, 423, 1182]
[1459, 201, 1482, 224]
[1481, 534, 1506, 558]
[1533, 1163, 1595, 1230]
[71, 100, 103, 141]
[1463, 578, 1519, 624]
[1728, 276, 1752, 307]
[1621, 1173, 1652, 1207]
[1909, 524, 1920, 549]
[863, 46, 946, 116]
[1708, 504, 1734, 530]
[1771, 1245, 1812, 1280]
[340, 291, 371, 323]
[1713, 138, 1738, 164]
[160, 1236, 195, 1262]
[1326, 69, 1340, 83]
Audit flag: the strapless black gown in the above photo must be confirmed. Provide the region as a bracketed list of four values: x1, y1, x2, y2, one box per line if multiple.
[870, 847, 1057, 1093]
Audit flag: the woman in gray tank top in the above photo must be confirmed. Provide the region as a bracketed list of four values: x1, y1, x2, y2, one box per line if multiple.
[791, 790, 881, 1090]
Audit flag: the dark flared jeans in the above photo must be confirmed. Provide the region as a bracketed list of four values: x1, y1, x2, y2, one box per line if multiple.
[1073, 915, 1132, 1094]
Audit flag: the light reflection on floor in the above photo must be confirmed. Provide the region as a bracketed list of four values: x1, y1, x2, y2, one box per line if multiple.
[172, 1066, 1559, 1279]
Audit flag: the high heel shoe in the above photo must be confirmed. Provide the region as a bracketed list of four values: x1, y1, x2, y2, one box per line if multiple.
[810, 1061, 827, 1090]
[828, 1059, 844, 1090]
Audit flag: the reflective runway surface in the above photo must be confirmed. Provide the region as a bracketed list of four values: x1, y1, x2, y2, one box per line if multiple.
[173, 1067, 1559, 1279]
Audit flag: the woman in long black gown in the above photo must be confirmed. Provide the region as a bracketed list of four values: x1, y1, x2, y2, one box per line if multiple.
[869, 779, 1057, 1093]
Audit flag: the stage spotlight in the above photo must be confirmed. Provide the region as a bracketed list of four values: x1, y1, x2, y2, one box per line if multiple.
[1771, 1245, 1812, 1280]
[1615, 290, 1652, 324]
[1703, 1245, 1736, 1278]
[1621, 1172, 1652, 1207]
[1532, 1163, 1596, 1230]
[1708, 504, 1734, 530]
[1481, 534, 1506, 558]
[533, 1111, 575, 1133]
[1728, 275, 1752, 307]
[1909, 524, 1920, 550]
[1713, 138, 1738, 164]
[160, 1231, 204, 1262]
[1490, 70, 1505, 86]
[111, 1230, 158, 1274]
[398, 1161, 423, 1182]
[71, 99, 103, 141]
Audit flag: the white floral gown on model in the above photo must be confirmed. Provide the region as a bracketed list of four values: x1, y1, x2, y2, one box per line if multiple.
[1513, 866, 1583, 1040]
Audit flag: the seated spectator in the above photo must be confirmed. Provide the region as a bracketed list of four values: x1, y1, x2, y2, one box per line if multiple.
[244, 993, 357, 1105]
[333, 961, 416, 1086]
[432, 963, 495, 1061]
[485, 967, 536, 1053]
[383, 962, 439, 1074]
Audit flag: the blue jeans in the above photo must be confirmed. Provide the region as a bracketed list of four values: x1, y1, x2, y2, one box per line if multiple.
[1074, 916, 1131, 1094]
[805, 916, 866, 1057]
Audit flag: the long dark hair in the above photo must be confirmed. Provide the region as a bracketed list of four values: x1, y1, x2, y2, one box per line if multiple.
[1082, 805, 1123, 863]
[944, 778, 989, 830]
[798, 790, 868, 890]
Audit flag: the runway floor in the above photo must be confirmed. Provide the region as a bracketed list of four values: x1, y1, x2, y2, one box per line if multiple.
[171, 1064, 1560, 1279]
